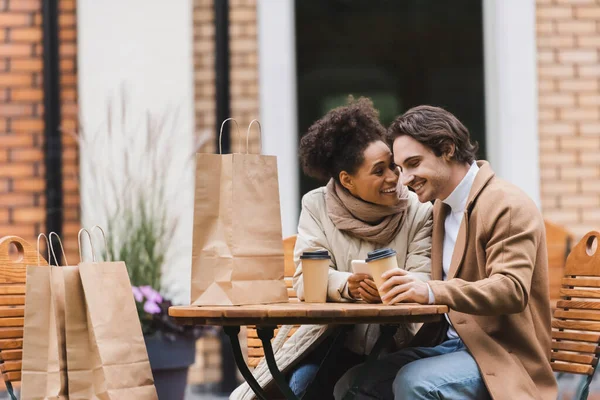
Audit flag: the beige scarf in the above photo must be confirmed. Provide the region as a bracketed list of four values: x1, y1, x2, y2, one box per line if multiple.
[325, 176, 410, 245]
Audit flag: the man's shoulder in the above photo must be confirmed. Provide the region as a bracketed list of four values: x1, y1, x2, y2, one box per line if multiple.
[474, 176, 542, 225]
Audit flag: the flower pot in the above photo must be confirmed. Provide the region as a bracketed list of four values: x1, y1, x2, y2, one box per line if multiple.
[145, 332, 197, 400]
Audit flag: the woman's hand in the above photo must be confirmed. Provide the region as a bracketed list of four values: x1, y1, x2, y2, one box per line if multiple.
[348, 274, 382, 303]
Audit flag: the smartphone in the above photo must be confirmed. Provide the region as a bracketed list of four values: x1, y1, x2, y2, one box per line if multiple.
[351, 259, 370, 275]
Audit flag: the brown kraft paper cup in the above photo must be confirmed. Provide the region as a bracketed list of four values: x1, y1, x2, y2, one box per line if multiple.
[300, 251, 330, 303]
[365, 248, 398, 304]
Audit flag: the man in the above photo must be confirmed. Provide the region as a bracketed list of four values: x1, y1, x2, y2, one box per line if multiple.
[334, 106, 556, 400]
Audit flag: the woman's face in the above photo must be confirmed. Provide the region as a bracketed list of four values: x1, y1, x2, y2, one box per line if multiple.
[340, 140, 400, 206]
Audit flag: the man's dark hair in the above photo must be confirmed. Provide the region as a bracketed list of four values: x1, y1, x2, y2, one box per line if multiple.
[387, 105, 479, 164]
[299, 96, 386, 182]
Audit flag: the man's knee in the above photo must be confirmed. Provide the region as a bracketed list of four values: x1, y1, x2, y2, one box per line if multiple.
[393, 362, 431, 398]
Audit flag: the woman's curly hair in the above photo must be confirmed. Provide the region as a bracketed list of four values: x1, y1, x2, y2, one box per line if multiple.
[299, 97, 386, 182]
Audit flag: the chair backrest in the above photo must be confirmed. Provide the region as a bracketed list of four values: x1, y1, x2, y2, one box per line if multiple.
[545, 220, 573, 308]
[247, 235, 298, 368]
[0, 236, 43, 387]
[551, 231, 600, 376]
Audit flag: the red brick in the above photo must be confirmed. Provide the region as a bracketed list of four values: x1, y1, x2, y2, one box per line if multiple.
[0, 224, 36, 238]
[0, 73, 31, 86]
[9, 148, 43, 162]
[58, 14, 75, 27]
[0, 163, 35, 178]
[560, 166, 599, 179]
[12, 207, 44, 223]
[537, 35, 576, 48]
[558, 79, 599, 92]
[558, 49, 598, 64]
[557, 21, 596, 33]
[537, 6, 574, 19]
[11, 119, 43, 132]
[10, 28, 42, 42]
[538, 65, 575, 78]
[12, 178, 44, 192]
[0, 134, 34, 147]
[0, 104, 34, 117]
[11, 88, 43, 101]
[573, 6, 600, 18]
[0, 13, 31, 27]
[59, 0, 76, 11]
[540, 152, 578, 165]
[539, 122, 576, 136]
[0, 193, 34, 206]
[59, 29, 76, 41]
[539, 93, 576, 106]
[10, 59, 42, 72]
[561, 137, 600, 150]
[8, 0, 40, 11]
[560, 108, 600, 120]
[578, 65, 600, 77]
[580, 123, 600, 135]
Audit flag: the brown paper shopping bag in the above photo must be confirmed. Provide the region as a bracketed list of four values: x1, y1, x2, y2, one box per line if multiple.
[76, 227, 158, 400]
[21, 233, 68, 400]
[191, 119, 288, 305]
[62, 228, 103, 399]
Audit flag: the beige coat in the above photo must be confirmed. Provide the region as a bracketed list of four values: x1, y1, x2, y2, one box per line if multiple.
[423, 161, 557, 400]
[230, 187, 433, 400]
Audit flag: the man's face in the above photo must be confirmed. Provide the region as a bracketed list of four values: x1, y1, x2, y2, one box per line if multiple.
[393, 135, 452, 203]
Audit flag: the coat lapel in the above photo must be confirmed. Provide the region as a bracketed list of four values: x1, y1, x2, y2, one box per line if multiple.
[446, 161, 496, 280]
[431, 200, 447, 281]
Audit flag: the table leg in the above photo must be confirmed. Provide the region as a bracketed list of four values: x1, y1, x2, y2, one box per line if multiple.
[342, 324, 399, 400]
[257, 326, 299, 400]
[223, 326, 269, 400]
[302, 325, 351, 400]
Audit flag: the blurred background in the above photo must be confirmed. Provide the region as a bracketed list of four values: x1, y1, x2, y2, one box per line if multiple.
[0, 0, 598, 398]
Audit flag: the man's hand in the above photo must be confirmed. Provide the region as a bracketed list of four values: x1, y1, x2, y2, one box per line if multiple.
[378, 269, 430, 305]
[348, 274, 382, 303]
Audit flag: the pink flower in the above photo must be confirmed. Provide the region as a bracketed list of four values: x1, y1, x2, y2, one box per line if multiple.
[139, 286, 163, 303]
[132, 286, 143, 303]
[144, 300, 161, 314]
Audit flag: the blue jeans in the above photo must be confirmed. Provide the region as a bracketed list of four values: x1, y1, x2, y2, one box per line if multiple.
[334, 339, 490, 400]
[287, 335, 365, 399]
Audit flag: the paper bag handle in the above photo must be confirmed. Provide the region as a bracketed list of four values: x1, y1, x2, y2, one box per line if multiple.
[246, 119, 262, 154]
[218, 118, 241, 155]
[37, 233, 50, 266]
[49, 232, 68, 266]
[78, 228, 96, 263]
[91, 225, 109, 261]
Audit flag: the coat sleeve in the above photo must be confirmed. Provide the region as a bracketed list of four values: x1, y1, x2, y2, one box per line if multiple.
[428, 193, 541, 315]
[404, 200, 433, 282]
[292, 193, 353, 302]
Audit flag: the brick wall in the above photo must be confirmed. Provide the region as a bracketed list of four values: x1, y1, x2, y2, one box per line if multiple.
[537, 0, 600, 238]
[0, 0, 79, 262]
[193, 0, 260, 155]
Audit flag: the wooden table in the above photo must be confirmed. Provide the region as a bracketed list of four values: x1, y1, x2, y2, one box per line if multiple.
[170, 302, 448, 400]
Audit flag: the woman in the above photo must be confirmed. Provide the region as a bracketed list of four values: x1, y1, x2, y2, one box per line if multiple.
[230, 98, 432, 400]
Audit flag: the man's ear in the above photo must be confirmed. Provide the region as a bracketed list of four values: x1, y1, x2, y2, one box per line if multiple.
[442, 143, 456, 162]
[339, 171, 355, 192]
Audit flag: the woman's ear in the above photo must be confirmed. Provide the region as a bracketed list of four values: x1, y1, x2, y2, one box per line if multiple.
[339, 171, 355, 192]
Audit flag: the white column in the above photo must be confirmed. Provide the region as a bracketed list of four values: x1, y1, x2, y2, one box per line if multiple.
[257, 0, 299, 237]
[483, 0, 540, 206]
[77, 0, 195, 304]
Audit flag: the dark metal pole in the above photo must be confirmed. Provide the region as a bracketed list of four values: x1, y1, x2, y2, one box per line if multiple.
[215, 0, 231, 154]
[42, 0, 63, 265]
[215, 0, 238, 393]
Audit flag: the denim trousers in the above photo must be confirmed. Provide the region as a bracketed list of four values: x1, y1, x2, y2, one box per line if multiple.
[333, 338, 490, 400]
[287, 335, 365, 399]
